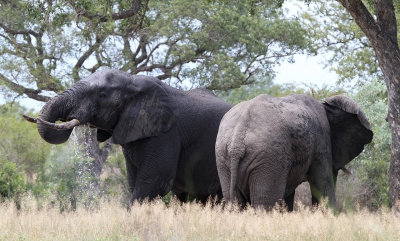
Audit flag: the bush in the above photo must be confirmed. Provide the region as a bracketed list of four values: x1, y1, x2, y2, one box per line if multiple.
[0, 155, 26, 209]
[336, 80, 391, 210]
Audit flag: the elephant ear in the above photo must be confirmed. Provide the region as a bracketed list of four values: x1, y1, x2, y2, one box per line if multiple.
[112, 81, 175, 145]
[322, 95, 373, 170]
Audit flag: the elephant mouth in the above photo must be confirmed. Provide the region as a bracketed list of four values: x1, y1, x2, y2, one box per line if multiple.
[88, 123, 113, 132]
[23, 114, 81, 130]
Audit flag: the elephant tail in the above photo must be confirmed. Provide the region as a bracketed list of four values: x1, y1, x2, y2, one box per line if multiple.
[227, 128, 246, 204]
[216, 108, 247, 205]
[229, 153, 240, 203]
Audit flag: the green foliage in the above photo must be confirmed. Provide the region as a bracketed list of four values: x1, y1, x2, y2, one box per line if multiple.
[102, 149, 130, 205]
[300, 1, 381, 85]
[219, 77, 345, 105]
[0, 103, 52, 208]
[349, 80, 391, 210]
[336, 80, 391, 211]
[0, 155, 26, 209]
[148, 0, 312, 89]
[0, 104, 51, 176]
[0, 0, 312, 103]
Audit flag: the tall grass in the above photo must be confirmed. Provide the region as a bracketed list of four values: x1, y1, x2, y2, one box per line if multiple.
[0, 198, 399, 241]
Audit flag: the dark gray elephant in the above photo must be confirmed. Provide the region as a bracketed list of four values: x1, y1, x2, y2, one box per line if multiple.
[25, 69, 232, 203]
[215, 94, 373, 210]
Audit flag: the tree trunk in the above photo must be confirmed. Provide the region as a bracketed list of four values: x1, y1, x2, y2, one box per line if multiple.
[337, 0, 400, 213]
[374, 38, 400, 214]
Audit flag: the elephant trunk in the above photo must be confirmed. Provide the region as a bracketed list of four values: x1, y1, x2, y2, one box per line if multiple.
[37, 83, 86, 144]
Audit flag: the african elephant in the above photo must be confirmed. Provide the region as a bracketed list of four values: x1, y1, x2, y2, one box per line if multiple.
[24, 69, 232, 204]
[215, 94, 373, 210]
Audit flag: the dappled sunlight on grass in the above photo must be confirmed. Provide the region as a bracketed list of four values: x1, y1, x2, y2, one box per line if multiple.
[0, 198, 399, 241]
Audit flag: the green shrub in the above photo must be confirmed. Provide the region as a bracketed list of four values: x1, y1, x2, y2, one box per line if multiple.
[0, 155, 26, 209]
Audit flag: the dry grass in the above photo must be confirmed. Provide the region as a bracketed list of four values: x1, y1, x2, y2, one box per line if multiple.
[0, 198, 399, 241]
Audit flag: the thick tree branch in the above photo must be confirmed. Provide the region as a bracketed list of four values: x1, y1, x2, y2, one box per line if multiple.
[374, 0, 398, 44]
[243, 54, 263, 75]
[137, 39, 173, 69]
[336, 0, 380, 43]
[0, 73, 51, 102]
[0, 22, 39, 37]
[134, 35, 149, 64]
[72, 35, 106, 82]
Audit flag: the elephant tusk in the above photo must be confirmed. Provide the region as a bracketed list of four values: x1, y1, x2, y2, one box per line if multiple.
[36, 118, 81, 130]
[22, 114, 38, 123]
[341, 167, 353, 176]
[23, 114, 80, 130]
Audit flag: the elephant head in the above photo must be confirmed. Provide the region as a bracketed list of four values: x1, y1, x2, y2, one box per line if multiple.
[322, 95, 373, 175]
[26, 69, 175, 145]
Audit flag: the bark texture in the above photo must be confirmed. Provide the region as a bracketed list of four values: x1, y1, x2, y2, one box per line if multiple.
[337, 0, 400, 212]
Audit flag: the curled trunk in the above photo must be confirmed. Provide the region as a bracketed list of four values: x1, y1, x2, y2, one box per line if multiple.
[37, 91, 77, 144]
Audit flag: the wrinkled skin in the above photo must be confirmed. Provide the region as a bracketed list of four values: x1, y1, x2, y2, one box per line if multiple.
[36, 69, 232, 204]
[215, 94, 373, 210]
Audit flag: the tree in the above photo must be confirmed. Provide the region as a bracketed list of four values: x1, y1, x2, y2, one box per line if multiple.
[0, 0, 311, 97]
[324, 0, 400, 213]
[300, 1, 381, 85]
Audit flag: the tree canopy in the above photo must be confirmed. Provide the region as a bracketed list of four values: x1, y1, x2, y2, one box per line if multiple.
[0, 0, 312, 102]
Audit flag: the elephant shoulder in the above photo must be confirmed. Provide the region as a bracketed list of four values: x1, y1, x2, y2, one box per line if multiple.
[184, 88, 232, 113]
[282, 94, 319, 105]
[187, 87, 215, 97]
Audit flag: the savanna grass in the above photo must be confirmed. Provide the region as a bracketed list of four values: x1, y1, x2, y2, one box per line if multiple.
[0, 197, 399, 241]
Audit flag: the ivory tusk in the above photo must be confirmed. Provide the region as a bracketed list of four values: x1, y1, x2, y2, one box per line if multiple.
[23, 114, 80, 130]
[36, 118, 80, 130]
[22, 114, 38, 123]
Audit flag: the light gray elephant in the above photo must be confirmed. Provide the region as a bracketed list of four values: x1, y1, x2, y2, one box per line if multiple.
[215, 94, 373, 210]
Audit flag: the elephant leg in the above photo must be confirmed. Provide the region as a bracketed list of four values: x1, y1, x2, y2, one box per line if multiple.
[123, 129, 181, 204]
[174, 192, 188, 202]
[308, 159, 336, 209]
[194, 192, 222, 205]
[284, 191, 295, 212]
[212, 187, 224, 204]
[249, 165, 287, 210]
[311, 194, 319, 207]
[124, 153, 137, 198]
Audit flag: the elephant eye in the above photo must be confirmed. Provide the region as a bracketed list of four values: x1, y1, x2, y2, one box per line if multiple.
[99, 92, 107, 98]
